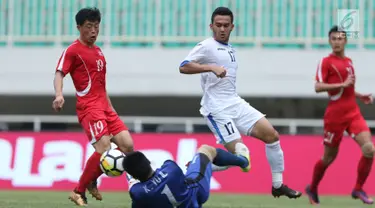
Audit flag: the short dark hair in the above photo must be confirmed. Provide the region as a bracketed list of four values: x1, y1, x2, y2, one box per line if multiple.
[329, 25, 347, 38]
[75, 7, 101, 26]
[122, 151, 153, 182]
[211, 7, 233, 23]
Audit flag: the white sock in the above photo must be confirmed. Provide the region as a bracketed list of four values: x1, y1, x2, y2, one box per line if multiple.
[211, 164, 230, 172]
[272, 173, 283, 189]
[235, 143, 250, 157]
[265, 140, 284, 188]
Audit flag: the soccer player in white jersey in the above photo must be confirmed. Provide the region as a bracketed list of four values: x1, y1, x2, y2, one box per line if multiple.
[179, 7, 302, 199]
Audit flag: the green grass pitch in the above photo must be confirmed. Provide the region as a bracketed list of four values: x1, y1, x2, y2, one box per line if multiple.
[0, 191, 372, 208]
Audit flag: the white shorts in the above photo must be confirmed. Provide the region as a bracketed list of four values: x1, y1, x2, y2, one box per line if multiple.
[204, 100, 265, 144]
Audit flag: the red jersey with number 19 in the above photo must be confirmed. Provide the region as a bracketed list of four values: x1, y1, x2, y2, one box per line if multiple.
[315, 54, 361, 123]
[55, 40, 127, 144]
[56, 40, 110, 121]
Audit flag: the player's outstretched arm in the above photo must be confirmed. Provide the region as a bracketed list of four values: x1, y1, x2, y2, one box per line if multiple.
[179, 62, 212, 74]
[180, 42, 211, 75]
[52, 71, 65, 112]
[315, 74, 354, 93]
[54, 71, 64, 96]
[355, 91, 364, 98]
[180, 42, 226, 77]
[314, 82, 344, 93]
[53, 46, 75, 112]
[355, 91, 373, 104]
[315, 58, 354, 93]
[180, 62, 227, 78]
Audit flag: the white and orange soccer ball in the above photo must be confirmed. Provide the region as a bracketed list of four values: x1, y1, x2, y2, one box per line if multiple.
[99, 149, 125, 177]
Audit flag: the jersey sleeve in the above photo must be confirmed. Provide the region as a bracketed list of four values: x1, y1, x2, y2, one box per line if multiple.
[56, 47, 76, 76]
[180, 43, 207, 67]
[162, 160, 181, 172]
[315, 58, 330, 83]
[131, 201, 142, 208]
[130, 191, 144, 208]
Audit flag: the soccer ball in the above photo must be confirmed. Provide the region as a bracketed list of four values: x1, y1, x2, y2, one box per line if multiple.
[100, 149, 125, 177]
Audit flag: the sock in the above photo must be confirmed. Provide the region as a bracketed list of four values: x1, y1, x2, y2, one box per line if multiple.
[76, 152, 103, 193]
[213, 148, 249, 168]
[355, 156, 373, 191]
[310, 160, 328, 193]
[265, 141, 284, 188]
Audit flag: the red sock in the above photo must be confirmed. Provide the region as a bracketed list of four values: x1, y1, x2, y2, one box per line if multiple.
[310, 160, 328, 193]
[76, 152, 103, 193]
[354, 156, 373, 191]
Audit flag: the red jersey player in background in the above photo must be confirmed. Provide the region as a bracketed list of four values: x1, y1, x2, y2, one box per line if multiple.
[305, 26, 374, 205]
[52, 8, 134, 206]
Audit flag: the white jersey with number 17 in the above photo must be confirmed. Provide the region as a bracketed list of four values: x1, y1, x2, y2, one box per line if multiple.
[180, 37, 243, 116]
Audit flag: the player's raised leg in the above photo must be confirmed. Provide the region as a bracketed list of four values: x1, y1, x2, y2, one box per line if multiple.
[213, 147, 249, 171]
[185, 145, 216, 205]
[185, 145, 250, 205]
[250, 117, 301, 199]
[222, 140, 251, 172]
[351, 127, 374, 204]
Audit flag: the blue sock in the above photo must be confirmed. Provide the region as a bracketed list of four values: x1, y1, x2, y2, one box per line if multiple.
[213, 148, 249, 168]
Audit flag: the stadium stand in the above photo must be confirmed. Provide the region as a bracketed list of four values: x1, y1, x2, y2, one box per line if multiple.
[1, 0, 374, 48]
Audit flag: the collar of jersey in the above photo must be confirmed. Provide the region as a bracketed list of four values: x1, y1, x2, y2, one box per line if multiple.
[212, 37, 230, 46]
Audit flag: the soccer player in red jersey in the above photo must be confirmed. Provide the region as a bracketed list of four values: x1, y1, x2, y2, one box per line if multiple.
[52, 8, 134, 206]
[305, 26, 375, 205]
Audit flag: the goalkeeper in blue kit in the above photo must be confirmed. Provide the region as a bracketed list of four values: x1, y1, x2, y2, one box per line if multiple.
[123, 144, 250, 208]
